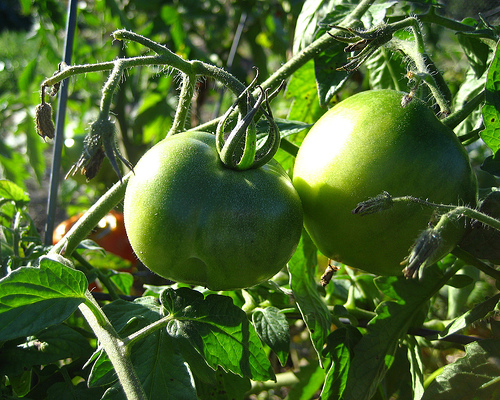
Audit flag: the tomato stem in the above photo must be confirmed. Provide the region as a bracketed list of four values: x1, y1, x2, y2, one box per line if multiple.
[50, 173, 131, 256]
[168, 72, 198, 136]
[80, 292, 147, 400]
[442, 89, 486, 130]
[452, 247, 500, 282]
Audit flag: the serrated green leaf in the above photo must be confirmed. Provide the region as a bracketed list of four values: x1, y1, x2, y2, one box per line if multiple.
[366, 47, 406, 90]
[457, 19, 491, 78]
[287, 362, 327, 400]
[321, 325, 362, 399]
[8, 370, 31, 397]
[314, 42, 350, 107]
[439, 292, 500, 339]
[0, 324, 93, 377]
[343, 259, 463, 400]
[481, 41, 500, 154]
[109, 272, 134, 296]
[194, 368, 251, 400]
[161, 287, 275, 382]
[0, 179, 30, 204]
[288, 231, 331, 365]
[422, 339, 500, 400]
[286, 60, 325, 125]
[93, 298, 198, 399]
[0, 258, 87, 341]
[293, 0, 336, 54]
[252, 306, 290, 367]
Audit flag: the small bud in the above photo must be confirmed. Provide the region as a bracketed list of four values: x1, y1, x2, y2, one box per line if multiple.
[35, 103, 55, 140]
[352, 191, 393, 215]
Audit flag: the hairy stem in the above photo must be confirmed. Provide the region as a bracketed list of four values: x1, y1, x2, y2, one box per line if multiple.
[50, 173, 131, 256]
[168, 72, 197, 136]
[443, 89, 486, 130]
[452, 247, 500, 282]
[79, 292, 146, 400]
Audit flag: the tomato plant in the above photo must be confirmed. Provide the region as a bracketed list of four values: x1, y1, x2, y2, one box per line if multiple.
[3, 2, 500, 400]
[293, 89, 478, 276]
[123, 131, 303, 290]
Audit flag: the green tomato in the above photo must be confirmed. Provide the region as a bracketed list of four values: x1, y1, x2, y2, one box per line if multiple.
[293, 90, 478, 276]
[123, 131, 303, 290]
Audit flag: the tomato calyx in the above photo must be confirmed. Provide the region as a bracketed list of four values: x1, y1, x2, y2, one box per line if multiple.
[216, 75, 281, 170]
[66, 118, 133, 181]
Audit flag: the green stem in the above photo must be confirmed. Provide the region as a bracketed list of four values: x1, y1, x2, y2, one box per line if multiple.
[442, 89, 486, 130]
[419, 6, 476, 33]
[122, 314, 173, 348]
[113, 29, 191, 71]
[50, 173, 130, 256]
[246, 371, 300, 395]
[100, 59, 126, 116]
[73, 251, 121, 301]
[168, 72, 197, 136]
[79, 292, 146, 400]
[452, 247, 500, 282]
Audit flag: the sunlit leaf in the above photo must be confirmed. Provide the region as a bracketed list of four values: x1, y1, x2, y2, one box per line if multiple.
[481, 41, 500, 154]
[288, 231, 331, 365]
[161, 287, 275, 382]
[0, 257, 87, 341]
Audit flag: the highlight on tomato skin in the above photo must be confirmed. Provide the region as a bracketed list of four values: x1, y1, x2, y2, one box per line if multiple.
[293, 89, 478, 276]
[52, 209, 136, 263]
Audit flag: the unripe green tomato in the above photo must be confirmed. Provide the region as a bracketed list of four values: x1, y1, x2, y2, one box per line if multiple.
[293, 90, 478, 276]
[124, 131, 303, 290]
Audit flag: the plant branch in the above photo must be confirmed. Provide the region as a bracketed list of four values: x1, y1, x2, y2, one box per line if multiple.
[122, 314, 173, 348]
[452, 247, 500, 282]
[79, 292, 146, 400]
[443, 89, 486, 130]
[50, 173, 131, 256]
[168, 72, 197, 136]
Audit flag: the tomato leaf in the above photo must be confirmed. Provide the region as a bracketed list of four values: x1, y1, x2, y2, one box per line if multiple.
[252, 306, 290, 367]
[456, 18, 491, 78]
[342, 259, 462, 400]
[91, 297, 198, 399]
[314, 42, 351, 107]
[0, 179, 30, 205]
[161, 287, 275, 382]
[320, 325, 362, 399]
[288, 231, 331, 366]
[366, 47, 406, 91]
[407, 336, 425, 400]
[481, 41, 500, 155]
[0, 324, 93, 378]
[292, 0, 337, 54]
[439, 293, 500, 340]
[421, 339, 500, 400]
[0, 258, 87, 341]
[286, 60, 325, 125]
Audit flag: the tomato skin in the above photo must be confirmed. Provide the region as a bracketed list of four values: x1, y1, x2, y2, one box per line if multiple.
[123, 131, 303, 290]
[293, 90, 478, 276]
